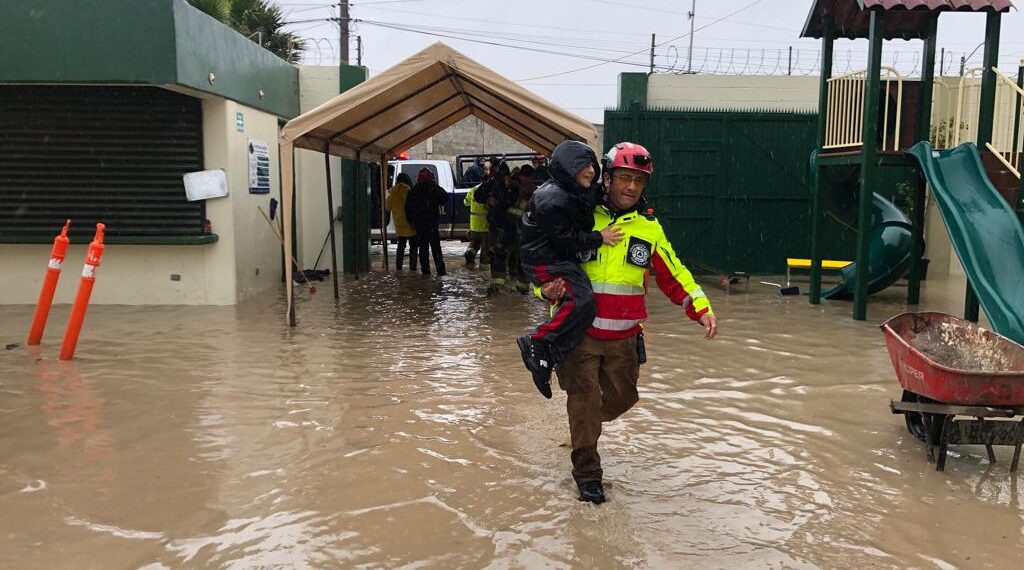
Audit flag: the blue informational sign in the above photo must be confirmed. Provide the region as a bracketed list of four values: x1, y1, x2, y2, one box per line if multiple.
[236, 112, 245, 132]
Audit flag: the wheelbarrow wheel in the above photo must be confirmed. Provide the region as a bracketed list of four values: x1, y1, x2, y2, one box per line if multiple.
[901, 390, 929, 443]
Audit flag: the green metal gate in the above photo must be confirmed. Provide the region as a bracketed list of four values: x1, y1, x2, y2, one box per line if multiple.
[604, 106, 860, 274]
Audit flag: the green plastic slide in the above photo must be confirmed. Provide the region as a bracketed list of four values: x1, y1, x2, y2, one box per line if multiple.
[809, 152, 914, 300]
[908, 141, 1024, 344]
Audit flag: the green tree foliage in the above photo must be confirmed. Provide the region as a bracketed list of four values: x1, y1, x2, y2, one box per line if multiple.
[187, 0, 305, 63]
[187, 0, 229, 22]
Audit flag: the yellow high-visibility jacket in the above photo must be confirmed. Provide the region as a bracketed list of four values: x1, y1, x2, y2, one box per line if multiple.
[575, 205, 713, 339]
[385, 182, 416, 237]
[465, 185, 489, 233]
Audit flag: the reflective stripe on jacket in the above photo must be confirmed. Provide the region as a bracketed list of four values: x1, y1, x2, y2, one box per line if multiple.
[582, 205, 712, 340]
[465, 185, 489, 233]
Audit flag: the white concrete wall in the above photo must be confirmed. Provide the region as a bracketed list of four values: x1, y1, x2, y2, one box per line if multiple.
[295, 66, 342, 269]
[648, 75, 820, 111]
[215, 100, 285, 302]
[0, 95, 283, 306]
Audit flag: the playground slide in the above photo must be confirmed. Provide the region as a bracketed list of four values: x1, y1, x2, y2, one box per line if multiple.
[908, 141, 1024, 344]
[809, 152, 914, 300]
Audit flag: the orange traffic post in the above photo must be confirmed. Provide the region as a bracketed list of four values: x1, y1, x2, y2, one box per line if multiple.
[27, 219, 71, 346]
[59, 223, 106, 361]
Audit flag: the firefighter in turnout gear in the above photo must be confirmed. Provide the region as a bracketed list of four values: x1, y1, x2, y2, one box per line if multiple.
[516, 141, 623, 398]
[539, 142, 718, 504]
[463, 183, 491, 267]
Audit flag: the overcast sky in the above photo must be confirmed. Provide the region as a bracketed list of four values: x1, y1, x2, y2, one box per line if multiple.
[277, 0, 1023, 123]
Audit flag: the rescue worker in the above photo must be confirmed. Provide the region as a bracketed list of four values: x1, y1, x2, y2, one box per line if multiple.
[405, 168, 448, 276]
[475, 161, 517, 294]
[463, 182, 490, 267]
[517, 141, 620, 396]
[385, 172, 418, 271]
[464, 157, 485, 184]
[507, 164, 536, 293]
[538, 142, 718, 504]
[531, 155, 549, 184]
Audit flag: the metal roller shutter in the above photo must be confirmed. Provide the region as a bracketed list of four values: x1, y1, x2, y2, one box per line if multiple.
[0, 85, 204, 239]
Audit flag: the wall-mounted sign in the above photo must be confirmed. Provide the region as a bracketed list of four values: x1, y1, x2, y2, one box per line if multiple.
[248, 140, 271, 194]
[183, 169, 229, 202]
[235, 112, 245, 132]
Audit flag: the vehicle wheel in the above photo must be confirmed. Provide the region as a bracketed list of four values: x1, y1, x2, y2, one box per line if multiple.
[901, 390, 929, 443]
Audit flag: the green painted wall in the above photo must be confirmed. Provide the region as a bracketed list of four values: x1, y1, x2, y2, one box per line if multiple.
[618, 73, 649, 108]
[337, 65, 370, 274]
[0, 0, 298, 118]
[340, 65, 369, 93]
[172, 1, 298, 118]
[1, 0, 177, 83]
[604, 107, 863, 274]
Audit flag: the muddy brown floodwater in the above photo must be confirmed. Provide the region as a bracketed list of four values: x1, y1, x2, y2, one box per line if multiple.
[1, 247, 1022, 569]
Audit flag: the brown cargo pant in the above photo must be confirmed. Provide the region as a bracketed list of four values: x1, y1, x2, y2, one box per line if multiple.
[555, 334, 640, 485]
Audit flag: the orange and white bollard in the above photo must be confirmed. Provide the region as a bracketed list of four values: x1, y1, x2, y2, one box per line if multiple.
[59, 223, 106, 361]
[27, 219, 71, 346]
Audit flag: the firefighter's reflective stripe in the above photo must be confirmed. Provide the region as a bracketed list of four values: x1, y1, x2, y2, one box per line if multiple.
[592, 316, 643, 331]
[581, 205, 713, 339]
[591, 281, 645, 295]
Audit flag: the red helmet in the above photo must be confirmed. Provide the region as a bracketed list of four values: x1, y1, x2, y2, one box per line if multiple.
[605, 142, 653, 175]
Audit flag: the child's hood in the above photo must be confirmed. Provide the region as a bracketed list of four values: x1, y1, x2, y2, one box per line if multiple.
[548, 141, 599, 195]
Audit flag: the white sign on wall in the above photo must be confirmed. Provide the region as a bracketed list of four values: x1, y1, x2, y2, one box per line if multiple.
[248, 140, 271, 194]
[182, 169, 229, 202]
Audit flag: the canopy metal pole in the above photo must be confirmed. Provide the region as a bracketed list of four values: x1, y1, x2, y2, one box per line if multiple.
[324, 150, 340, 299]
[282, 142, 296, 326]
[379, 153, 389, 270]
[354, 150, 361, 280]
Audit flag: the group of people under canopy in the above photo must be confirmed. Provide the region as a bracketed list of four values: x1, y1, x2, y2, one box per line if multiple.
[384, 155, 550, 293]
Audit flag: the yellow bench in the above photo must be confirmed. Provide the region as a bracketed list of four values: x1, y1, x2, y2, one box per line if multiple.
[786, 258, 852, 286]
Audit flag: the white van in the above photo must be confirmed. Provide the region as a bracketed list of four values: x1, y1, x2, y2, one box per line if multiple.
[372, 159, 470, 241]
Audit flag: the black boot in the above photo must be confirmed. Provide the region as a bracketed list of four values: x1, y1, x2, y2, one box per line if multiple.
[516, 335, 552, 399]
[577, 480, 605, 504]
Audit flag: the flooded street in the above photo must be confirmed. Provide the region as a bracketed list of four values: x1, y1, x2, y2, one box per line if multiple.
[1, 246, 1021, 569]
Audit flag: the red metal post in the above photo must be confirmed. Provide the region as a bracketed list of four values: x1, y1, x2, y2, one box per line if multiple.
[59, 223, 106, 361]
[27, 220, 71, 345]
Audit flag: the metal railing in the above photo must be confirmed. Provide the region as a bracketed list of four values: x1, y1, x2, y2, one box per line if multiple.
[824, 66, 903, 153]
[947, 67, 985, 149]
[988, 66, 1023, 179]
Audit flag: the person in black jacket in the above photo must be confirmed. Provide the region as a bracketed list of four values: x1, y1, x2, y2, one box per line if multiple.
[474, 161, 518, 294]
[516, 140, 623, 399]
[405, 168, 448, 276]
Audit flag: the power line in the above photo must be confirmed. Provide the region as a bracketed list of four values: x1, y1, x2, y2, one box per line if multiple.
[515, 0, 771, 81]
[355, 20, 659, 69]
[350, 2, 655, 39]
[362, 20, 648, 55]
[352, 0, 448, 5]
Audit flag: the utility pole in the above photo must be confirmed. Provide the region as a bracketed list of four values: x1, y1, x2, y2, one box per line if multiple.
[687, 0, 696, 74]
[649, 33, 655, 74]
[339, 0, 350, 65]
[357, 36, 363, 66]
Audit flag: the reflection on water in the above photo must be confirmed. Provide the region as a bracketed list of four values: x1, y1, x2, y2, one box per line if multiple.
[1, 250, 1021, 568]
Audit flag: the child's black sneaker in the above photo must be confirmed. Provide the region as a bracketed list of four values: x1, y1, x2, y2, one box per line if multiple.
[517, 335, 553, 398]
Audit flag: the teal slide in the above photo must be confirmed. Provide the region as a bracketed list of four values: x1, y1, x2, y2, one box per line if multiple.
[908, 141, 1024, 344]
[810, 152, 914, 300]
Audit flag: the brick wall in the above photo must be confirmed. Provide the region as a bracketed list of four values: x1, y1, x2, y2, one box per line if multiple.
[406, 116, 605, 164]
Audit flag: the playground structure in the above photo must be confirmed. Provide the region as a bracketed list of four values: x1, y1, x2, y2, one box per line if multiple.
[802, 0, 1022, 322]
[804, 1, 1024, 472]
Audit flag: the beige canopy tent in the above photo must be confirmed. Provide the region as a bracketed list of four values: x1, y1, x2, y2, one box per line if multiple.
[279, 42, 600, 324]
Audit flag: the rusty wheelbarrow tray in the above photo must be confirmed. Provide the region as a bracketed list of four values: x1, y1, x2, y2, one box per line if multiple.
[881, 312, 1024, 472]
